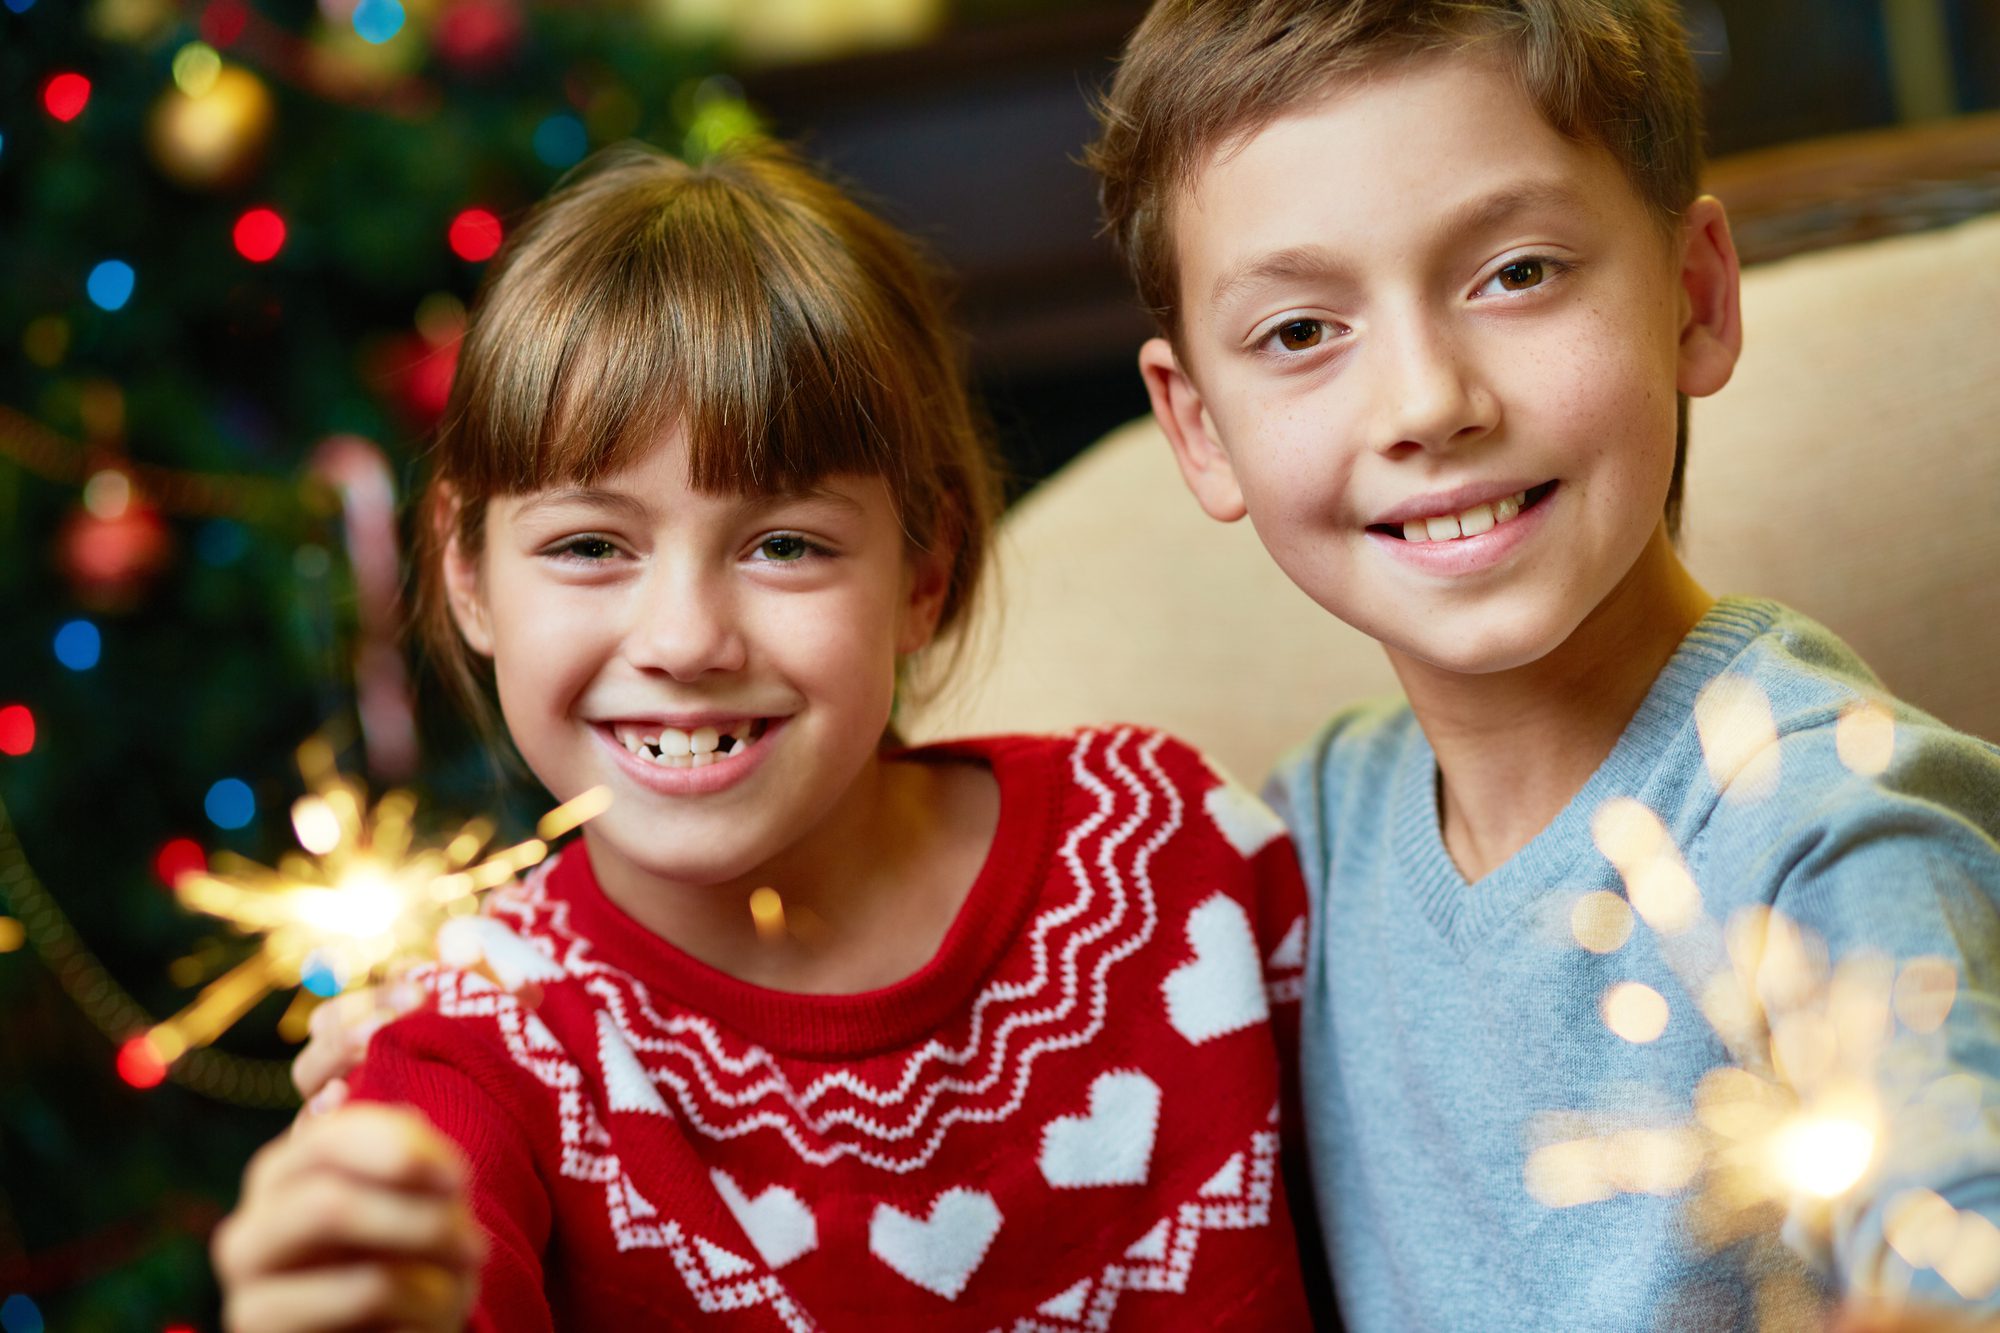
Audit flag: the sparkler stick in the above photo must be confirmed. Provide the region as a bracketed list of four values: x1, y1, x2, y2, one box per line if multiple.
[123, 738, 610, 1082]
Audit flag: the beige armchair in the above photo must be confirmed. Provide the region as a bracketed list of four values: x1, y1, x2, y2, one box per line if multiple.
[909, 121, 2000, 782]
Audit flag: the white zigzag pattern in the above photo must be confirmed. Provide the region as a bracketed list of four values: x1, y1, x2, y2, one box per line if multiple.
[997, 1108, 1284, 1333]
[479, 727, 1186, 1171]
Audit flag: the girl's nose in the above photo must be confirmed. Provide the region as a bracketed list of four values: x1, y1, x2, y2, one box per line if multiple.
[620, 567, 749, 680]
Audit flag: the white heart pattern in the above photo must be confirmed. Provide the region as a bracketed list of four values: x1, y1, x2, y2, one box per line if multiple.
[869, 1188, 1003, 1301]
[1163, 894, 1271, 1044]
[1203, 780, 1288, 858]
[1038, 1070, 1162, 1189]
[712, 1168, 818, 1270]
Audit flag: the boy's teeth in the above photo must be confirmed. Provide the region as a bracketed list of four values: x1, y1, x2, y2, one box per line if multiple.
[1401, 490, 1529, 543]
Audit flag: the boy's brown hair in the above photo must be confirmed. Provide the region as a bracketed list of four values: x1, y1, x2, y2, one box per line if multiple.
[414, 141, 1001, 735]
[1089, 0, 1706, 529]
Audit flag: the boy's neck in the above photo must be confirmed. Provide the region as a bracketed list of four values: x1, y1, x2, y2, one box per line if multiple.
[1388, 527, 1713, 884]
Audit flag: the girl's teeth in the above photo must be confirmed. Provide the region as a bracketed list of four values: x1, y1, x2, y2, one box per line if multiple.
[661, 727, 691, 757]
[1402, 490, 1529, 543]
[690, 726, 719, 756]
[616, 718, 766, 767]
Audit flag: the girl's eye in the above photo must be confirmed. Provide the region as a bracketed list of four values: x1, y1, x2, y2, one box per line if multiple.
[550, 536, 619, 561]
[756, 533, 813, 563]
[1273, 319, 1326, 352]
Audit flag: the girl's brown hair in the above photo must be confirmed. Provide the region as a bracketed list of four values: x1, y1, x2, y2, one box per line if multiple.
[413, 141, 1001, 735]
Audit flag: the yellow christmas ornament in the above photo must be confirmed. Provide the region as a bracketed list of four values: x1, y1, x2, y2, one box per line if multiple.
[148, 63, 276, 190]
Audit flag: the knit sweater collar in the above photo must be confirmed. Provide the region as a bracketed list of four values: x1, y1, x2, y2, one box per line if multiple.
[541, 733, 1063, 1059]
[1391, 596, 1779, 954]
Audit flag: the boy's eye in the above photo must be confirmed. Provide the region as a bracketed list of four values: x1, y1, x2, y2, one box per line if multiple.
[1274, 319, 1325, 352]
[757, 534, 812, 562]
[1495, 259, 1546, 292]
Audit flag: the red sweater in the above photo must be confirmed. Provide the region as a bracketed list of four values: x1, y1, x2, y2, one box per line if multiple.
[353, 728, 1317, 1330]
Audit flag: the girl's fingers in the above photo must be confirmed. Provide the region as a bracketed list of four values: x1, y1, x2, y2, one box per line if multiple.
[213, 1170, 482, 1283]
[246, 1106, 466, 1203]
[294, 983, 425, 1101]
[221, 1257, 475, 1333]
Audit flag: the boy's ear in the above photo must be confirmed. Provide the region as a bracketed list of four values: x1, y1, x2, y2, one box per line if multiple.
[436, 486, 495, 657]
[1676, 195, 1743, 399]
[1138, 337, 1247, 523]
[896, 540, 954, 656]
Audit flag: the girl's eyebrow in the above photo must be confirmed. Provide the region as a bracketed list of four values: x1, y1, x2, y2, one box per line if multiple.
[514, 487, 653, 521]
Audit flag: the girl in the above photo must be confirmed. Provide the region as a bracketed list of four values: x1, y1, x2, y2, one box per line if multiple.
[212, 143, 1318, 1331]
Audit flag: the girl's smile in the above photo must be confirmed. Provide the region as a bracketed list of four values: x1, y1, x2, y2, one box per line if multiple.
[444, 426, 951, 912]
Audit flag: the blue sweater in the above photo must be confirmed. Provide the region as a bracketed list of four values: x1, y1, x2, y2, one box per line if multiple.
[1270, 598, 2000, 1331]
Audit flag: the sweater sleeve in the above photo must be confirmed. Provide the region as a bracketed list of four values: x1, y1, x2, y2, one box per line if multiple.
[1711, 728, 2000, 1308]
[349, 1009, 556, 1333]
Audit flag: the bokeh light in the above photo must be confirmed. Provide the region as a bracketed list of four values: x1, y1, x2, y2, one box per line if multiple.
[43, 73, 92, 122]
[1836, 699, 1897, 777]
[1894, 956, 1959, 1034]
[352, 0, 406, 43]
[82, 468, 132, 519]
[3, 0, 36, 15]
[0, 917, 24, 953]
[1694, 675, 1781, 803]
[87, 259, 136, 311]
[171, 42, 223, 97]
[153, 837, 208, 888]
[116, 1035, 169, 1089]
[533, 112, 588, 168]
[233, 206, 287, 261]
[1570, 890, 1634, 954]
[1770, 1112, 1875, 1198]
[205, 778, 257, 830]
[0, 1293, 45, 1333]
[54, 619, 102, 670]
[448, 208, 503, 261]
[23, 316, 70, 367]
[196, 519, 250, 566]
[0, 704, 34, 756]
[1602, 981, 1670, 1044]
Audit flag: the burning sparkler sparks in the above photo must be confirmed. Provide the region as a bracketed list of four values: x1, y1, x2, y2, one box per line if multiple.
[1525, 677, 2000, 1315]
[122, 737, 609, 1086]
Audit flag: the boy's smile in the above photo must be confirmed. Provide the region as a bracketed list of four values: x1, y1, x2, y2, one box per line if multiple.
[1142, 46, 1739, 678]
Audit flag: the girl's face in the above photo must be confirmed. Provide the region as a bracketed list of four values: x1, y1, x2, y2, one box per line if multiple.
[444, 428, 947, 901]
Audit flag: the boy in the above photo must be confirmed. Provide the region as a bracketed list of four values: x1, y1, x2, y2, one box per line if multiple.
[1089, 1, 2000, 1328]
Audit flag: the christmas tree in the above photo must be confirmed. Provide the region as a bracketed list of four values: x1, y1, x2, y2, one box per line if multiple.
[0, 0, 835, 1323]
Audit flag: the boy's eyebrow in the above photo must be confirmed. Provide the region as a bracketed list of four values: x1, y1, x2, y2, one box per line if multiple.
[1430, 180, 1594, 246]
[1209, 244, 1352, 312]
[1205, 180, 1594, 313]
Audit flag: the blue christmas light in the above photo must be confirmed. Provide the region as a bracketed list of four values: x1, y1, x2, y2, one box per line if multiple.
[86, 260, 135, 311]
[352, 0, 405, 44]
[0, 1294, 45, 1333]
[300, 954, 343, 998]
[533, 114, 587, 169]
[197, 518, 250, 566]
[53, 619, 101, 670]
[205, 778, 257, 831]
[1, 0, 34, 15]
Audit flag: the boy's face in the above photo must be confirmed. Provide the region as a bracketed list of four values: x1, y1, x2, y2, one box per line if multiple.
[1141, 49, 1740, 676]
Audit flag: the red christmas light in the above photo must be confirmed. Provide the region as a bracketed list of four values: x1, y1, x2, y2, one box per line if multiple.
[117, 1036, 169, 1089]
[44, 73, 92, 123]
[0, 704, 33, 757]
[448, 208, 503, 262]
[233, 207, 287, 262]
[154, 837, 208, 888]
[201, 0, 250, 46]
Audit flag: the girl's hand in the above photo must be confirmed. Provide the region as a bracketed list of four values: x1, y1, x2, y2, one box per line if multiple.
[213, 1103, 485, 1333]
[293, 979, 426, 1116]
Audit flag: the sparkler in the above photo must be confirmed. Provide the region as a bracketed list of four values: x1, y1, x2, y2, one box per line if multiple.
[1524, 682, 1999, 1317]
[121, 736, 609, 1086]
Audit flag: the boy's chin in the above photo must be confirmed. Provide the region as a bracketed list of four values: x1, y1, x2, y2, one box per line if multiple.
[1363, 604, 1584, 679]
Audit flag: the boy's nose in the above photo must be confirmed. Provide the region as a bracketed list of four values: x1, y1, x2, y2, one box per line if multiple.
[1366, 318, 1498, 457]
[620, 568, 749, 681]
